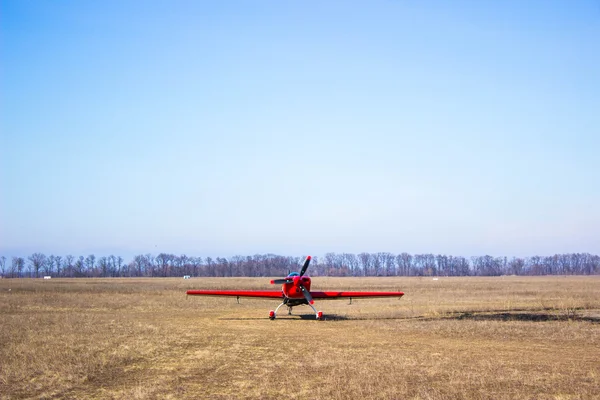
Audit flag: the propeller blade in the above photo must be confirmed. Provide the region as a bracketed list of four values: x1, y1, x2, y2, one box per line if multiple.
[270, 279, 293, 284]
[299, 255, 312, 277]
[299, 284, 314, 305]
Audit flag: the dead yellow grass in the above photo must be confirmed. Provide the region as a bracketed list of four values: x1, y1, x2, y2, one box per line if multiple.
[1, 276, 599, 399]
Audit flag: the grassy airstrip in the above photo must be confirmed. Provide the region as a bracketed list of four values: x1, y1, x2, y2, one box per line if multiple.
[1, 276, 599, 399]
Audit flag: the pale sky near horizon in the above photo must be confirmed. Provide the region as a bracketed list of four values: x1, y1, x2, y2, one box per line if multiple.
[1, 0, 599, 261]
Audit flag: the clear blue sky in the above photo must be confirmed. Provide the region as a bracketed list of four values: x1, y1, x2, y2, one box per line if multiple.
[1, 0, 599, 260]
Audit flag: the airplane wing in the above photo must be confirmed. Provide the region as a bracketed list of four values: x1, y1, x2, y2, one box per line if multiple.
[186, 290, 283, 299]
[310, 291, 404, 299]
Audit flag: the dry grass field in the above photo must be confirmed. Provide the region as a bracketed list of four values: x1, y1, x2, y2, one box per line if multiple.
[1, 276, 599, 399]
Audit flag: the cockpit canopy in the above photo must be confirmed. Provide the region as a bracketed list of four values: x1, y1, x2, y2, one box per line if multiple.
[287, 272, 300, 277]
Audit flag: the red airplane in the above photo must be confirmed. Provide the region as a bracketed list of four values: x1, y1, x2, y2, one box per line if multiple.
[186, 255, 404, 320]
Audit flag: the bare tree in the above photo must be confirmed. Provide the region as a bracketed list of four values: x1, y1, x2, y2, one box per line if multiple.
[205, 257, 215, 276]
[436, 255, 449, 276]
[323, 253, 336, 275]
[117, 256, 124, 277]
[358, 252, 371, 276]
[54, 255, 62, 277]
[45, 255, 55, 276]
[177, 255, 189, 276]
[454, 256, 471, 276]
[133, 255, 145, 277]
[28, 253, 47, 278]
[413, 254, 426, 276]
[528, 256, 543, 275]
[372, 253, 384, 276]
[75, 256, 85, 277]
[85, 255, 96, 276]
[8, 257, 17, 277]
[214, 257, 228, 277]
[342, 253, 359, 276]
[64, 255, 74, 277]
[230, 255, 244, 277]
[423, 254, 436, 276]
[191, 257, 203, 277]
[396, 253, 412, 276]
[508, 257, 523, 275]
[156, 253, 174, 277]
[253, 254, 266, 277]
[12, 257, 25, 278]
[571, 253, 583, 274]
[588, 254, 600, 275]
[98, 257, 108, 277]
[109, 255, 118, 277]
[382, 253, 395, 276]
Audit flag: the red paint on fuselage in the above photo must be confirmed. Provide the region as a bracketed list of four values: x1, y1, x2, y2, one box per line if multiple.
[282, 275, 311, 298]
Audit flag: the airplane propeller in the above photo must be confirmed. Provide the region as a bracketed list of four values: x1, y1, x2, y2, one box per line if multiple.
[270, 256, 312, 285]
[299, 255, 311, 276]
[299, 283, 314, 305]
[270, 278, 293, 284]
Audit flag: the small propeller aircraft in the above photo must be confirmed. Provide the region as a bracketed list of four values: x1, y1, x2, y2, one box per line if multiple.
[186, 255, 404, 320]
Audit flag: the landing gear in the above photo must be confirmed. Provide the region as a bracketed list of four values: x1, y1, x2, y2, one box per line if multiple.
[269, 300, 323, 320]
[269, 301, 286, 320]
[306, 301, 323, 320]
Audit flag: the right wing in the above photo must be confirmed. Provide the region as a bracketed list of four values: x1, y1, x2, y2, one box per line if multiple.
[310, 291, 404, 300]
[186, 290, 283, 299]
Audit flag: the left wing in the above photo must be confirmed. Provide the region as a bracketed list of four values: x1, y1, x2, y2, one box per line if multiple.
[186, 290, 283, 299]
[310, 291, 404, 300]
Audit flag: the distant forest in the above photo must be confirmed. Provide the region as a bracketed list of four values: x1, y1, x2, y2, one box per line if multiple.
[1, 252, 599, 278]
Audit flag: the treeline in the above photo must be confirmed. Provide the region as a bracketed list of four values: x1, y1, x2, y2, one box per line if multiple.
[1, 252, 599, 278]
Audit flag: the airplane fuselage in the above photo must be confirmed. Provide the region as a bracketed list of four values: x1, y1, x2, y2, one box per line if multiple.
[282, 275, 312, 299]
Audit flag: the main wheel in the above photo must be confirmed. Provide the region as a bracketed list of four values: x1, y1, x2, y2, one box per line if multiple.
[269, 310, 275, 320]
